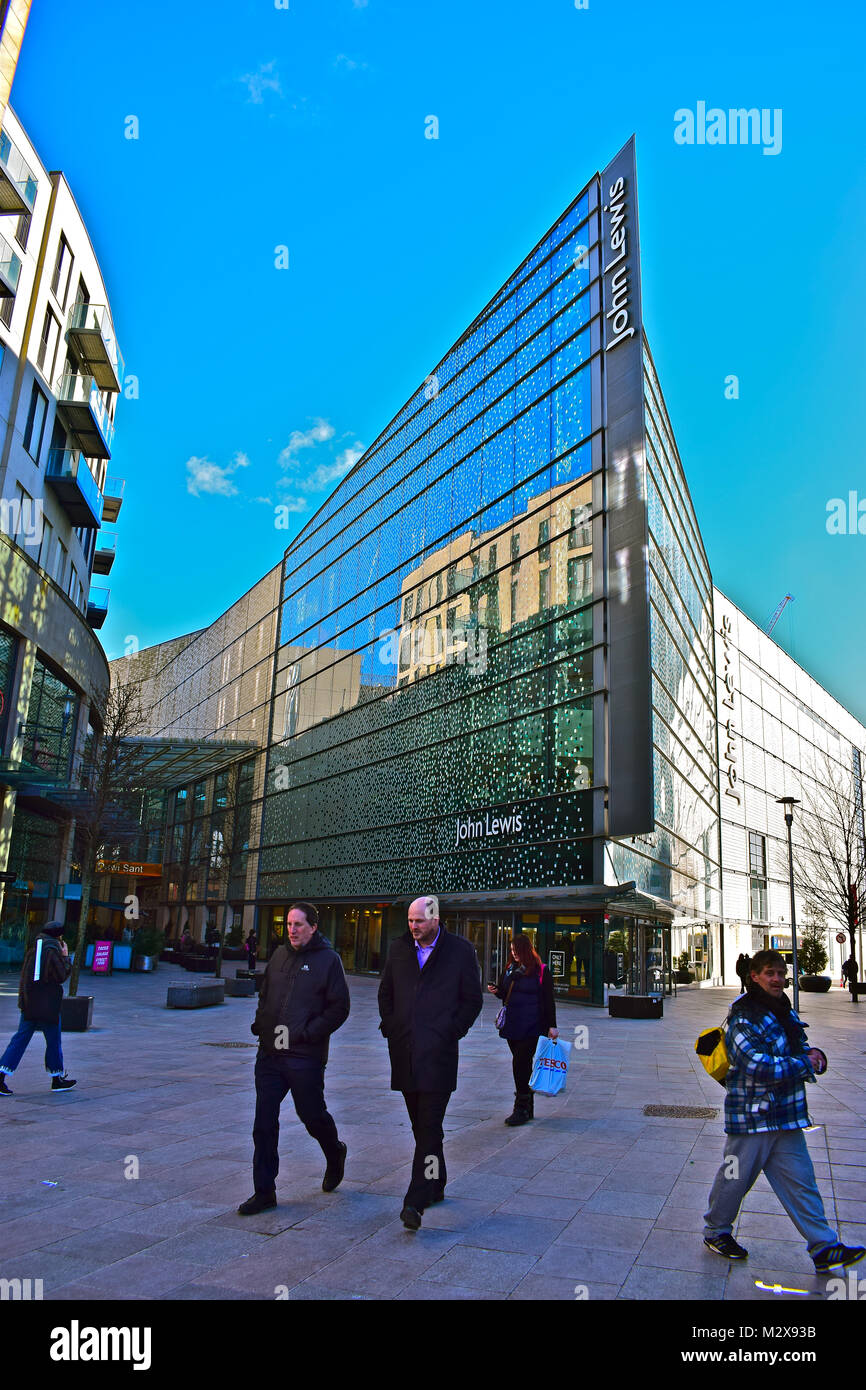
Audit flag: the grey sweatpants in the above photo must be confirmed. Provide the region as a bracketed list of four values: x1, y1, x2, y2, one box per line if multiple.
[704, 1129, 837, 1255]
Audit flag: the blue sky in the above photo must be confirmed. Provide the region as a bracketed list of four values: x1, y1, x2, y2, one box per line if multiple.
[13, 0, 866, 719]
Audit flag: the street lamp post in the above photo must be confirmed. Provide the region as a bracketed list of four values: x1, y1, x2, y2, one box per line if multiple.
[777, 796, 801, 1012]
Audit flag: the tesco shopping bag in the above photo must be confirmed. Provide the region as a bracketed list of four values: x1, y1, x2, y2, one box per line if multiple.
[529, 1036, 572, 1096]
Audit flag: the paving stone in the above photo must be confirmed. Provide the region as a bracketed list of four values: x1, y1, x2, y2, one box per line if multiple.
[532, 1242, 636, 1284]
[418, 1244, 536, 1292]
[395, 1280, 503, 1300]
[581, 1189, 667, 1219]
[619, 1264, 728, 1300]
[3, 969, 865, 1304]
[557, 1211, 654, 1252]
[459, 1212, 567, 1255]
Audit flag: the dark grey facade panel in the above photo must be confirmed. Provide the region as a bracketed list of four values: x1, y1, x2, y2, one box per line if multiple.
[601, 137, 653, 835]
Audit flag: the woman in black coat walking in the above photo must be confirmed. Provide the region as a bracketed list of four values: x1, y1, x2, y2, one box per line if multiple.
[488, 935, 557, 1126]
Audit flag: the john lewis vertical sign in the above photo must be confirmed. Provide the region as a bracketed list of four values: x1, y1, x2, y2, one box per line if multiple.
[602, 136, 653, 836]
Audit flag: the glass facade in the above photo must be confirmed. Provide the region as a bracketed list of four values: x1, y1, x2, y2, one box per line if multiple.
[109, 140, 740, 1000]
[607, 350, 721, 924]
[261, 185, 601, 901]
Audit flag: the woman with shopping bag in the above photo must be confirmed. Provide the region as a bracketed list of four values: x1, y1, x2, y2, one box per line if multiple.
[487, 935, 557, 1126]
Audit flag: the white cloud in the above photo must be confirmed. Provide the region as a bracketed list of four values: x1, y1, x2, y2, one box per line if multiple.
[275, 487, 310, 513]
[186, 451, 250, 498]
[335, 53, 368, 71]
[306, 442, 365, 490]
[239, 60, 282, 105]
[278, 418, 336, 469]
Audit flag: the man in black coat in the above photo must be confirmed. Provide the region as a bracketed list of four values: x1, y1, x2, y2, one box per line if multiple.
[0, 921, 76, 1094]
[238, 901, 350, 1214]
[378, 895, 483, 1229]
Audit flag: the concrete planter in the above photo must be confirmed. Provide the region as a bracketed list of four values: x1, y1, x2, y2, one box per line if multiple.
[61, 995, 94, 1031]
[133, 955, 158, 972]
[799, 975, 832, 993]
[609, 994, 663, 1019]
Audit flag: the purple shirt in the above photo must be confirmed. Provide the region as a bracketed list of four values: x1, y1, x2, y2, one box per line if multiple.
[415, 926, 440, 969]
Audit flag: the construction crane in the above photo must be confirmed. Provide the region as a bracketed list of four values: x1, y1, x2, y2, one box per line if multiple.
[765, 593, 794, 636]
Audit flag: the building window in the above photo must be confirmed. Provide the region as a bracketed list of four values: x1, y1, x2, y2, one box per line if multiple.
[54, 539, 67, 588]
[23, 383, 48, 461]
[14, 211, 31, 251]
[539, 567, 550, 611]
[0, 293, 13, 329]
[538, 519, 550, 562]
[21, 658, 78, 779]
[36, 307, 61, 383]
[567, 555, 591, 605]
[38, 516, 54, 571]
[12, 483, 38, 549]
[749, 830, 768, 922]
[51, 234, 74, 309]
[569, 504, 591, 549]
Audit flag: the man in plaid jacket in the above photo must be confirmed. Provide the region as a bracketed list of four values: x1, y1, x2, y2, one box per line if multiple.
[703, 949, 865, 1274]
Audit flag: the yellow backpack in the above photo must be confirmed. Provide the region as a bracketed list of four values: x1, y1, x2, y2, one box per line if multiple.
[695, 1021, 729, 1085]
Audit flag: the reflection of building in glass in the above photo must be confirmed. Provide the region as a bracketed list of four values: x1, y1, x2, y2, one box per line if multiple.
[110, 136, 866, 1003]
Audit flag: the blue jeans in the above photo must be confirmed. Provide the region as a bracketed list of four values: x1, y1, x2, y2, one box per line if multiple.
[0, 1016, 64, 1076]
[704, 1129, 838, 1255]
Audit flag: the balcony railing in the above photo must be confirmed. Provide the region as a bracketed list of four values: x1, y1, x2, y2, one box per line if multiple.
[46, 449, 104, 528]
[66, 302, 124, 392]
[0, 128, 37, 213]
[101, 475, 124, 523]
[55, 371, 115, 459]
[0, 231, 21, 295]
[92, 529, 117, 575]
[87, 585, 110, 629]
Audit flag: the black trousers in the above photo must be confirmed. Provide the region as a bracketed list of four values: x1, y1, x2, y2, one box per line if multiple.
[252, 1052, 341, 1194]
[507, 1035, 541, 1093]
[402, 1090, 451, 1211]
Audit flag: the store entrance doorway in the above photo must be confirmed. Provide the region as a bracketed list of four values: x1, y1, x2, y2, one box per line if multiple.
[458, 917, 512, 984]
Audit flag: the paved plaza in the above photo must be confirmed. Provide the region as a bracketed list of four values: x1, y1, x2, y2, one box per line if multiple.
[0, 965, 864, 1302]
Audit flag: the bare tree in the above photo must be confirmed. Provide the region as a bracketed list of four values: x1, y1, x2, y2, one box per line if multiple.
[790, 752, 865, 993]
[67, 682, 148, 997]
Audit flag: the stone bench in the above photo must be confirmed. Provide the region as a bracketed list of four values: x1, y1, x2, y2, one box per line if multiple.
[166, 981, 225, 1009]
[236, 969, 266, 993]
[225, 976, 256, 998]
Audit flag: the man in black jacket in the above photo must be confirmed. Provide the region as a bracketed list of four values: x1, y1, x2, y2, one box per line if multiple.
[238, 902, 350, 1215]
[0, 922, 76, 1094]
[378, 895, 483, 1229]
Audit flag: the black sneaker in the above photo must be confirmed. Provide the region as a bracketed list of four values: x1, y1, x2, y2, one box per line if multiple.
[237, 1191, 276, 1216]
[0, 1075, 12, 1096]
[400, 1204, 422, 1231]
[322, 1141, 347, 1193]
[704, 1233, 748, 1260]
[813, 1244, 866, 1273]
[50, 1075, 77, 1092]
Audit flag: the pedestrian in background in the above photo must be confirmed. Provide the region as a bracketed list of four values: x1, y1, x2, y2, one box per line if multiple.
[378, 895, 482, 1230]
[842, 956, 859, 1001]
[245, 928, 258, 975]
[239, 901, 350, 1215]
[0, 922, 77, 1095]
[703, 949, 864, 1273]
[487, 935, 557, 1126]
